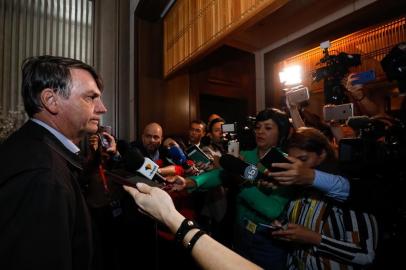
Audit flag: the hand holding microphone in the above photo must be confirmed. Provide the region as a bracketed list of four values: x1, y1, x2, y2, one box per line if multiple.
[114, 144, 167, 185]
[164, 175, 187, 192]
[167, 144, 201, 176]
[121, 146, 191, 191]
[219, 154, 272, 186]
[133, 154, 187, 192]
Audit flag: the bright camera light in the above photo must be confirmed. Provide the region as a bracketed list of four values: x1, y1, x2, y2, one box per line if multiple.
[279, 65, 302, 86]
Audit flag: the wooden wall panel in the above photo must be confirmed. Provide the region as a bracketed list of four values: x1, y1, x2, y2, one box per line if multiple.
[266, 16, 406, 116]
[275, 17, 406, 94]
[136, 18, 165, 136]
[163, 0, 288, 77]
[136, 17, 192, 138]
[162, 71, 191, 137]
[190, 46, 256, 122]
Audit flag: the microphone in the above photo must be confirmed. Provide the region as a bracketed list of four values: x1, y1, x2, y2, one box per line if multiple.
[219, 154, 268, 181]
[138, 157, 167, 183]
[123, 146, 166, 183]
[167, 145, 193, 169]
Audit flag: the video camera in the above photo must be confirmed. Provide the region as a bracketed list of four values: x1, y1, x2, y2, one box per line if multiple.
[339, 116, 406, 177]
[381, 42, 406, 94]
[339, 42, 406, 174]
[220, 117, 256, 154]
[313, 41, 361, 104]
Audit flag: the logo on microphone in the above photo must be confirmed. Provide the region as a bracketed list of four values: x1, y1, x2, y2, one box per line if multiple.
[138, 157, 159, 180]
[145, 163, 153, 171]
[244, 165, 258, 180]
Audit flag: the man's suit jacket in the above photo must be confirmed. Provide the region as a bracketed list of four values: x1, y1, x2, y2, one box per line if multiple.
[0, 120, 92, 270]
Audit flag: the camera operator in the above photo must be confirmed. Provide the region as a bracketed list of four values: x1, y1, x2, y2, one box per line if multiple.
[201, 117, 227, 160]
[338, 42, 406, 268]
[343, 73, 387, 118]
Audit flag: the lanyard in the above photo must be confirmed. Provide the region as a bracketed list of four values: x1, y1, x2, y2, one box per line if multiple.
[98, 164, 110, 192]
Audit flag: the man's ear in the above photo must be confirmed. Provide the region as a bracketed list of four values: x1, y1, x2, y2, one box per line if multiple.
[319, 149, 327, 162]
[40, 88, 59, 114]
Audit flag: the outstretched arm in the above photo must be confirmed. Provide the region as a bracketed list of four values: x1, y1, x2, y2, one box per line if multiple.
[286, 99, 305, 130]
[124, 183, 262, 270]
[344, 73, 381, 116]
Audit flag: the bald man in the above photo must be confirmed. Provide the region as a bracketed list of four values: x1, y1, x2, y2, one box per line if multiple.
[141, 122, 163, 160]
[127, 122, 164, 162]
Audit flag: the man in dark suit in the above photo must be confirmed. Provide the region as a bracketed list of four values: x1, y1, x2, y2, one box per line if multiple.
[0, 55, 107, 270]
[187, 120, 206, 148]
[130, 122, 164, 161]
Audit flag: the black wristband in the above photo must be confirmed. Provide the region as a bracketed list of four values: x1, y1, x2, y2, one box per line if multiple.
[175, 219, 198, 244]
[186, 230, 206, 252]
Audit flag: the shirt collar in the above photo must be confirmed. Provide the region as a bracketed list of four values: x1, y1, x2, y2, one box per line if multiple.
[31, 118, 80, 154]
[151, 149, 160, 161]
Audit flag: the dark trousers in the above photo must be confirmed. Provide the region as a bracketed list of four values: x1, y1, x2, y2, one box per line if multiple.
[234, 224, 287, 270]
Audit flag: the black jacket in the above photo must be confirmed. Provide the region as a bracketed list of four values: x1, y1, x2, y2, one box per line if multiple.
[0, 120, 92, 270]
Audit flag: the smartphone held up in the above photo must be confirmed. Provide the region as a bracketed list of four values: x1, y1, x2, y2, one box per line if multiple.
[323, 103, 354, 122]
[350, 70, 375, 85]
[259, 147, 291, 172]
[98, 125, 112, 149]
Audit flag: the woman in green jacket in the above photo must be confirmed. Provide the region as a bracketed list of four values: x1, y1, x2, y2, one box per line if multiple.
[186, 108, 293, 270]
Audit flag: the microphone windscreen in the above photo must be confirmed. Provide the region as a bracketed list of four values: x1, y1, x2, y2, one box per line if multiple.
[219, 154, 248, 176]
[113, 141, 167, 184]
[125, 148, 146, 172]
[219, 154, 261, 181]
[168, 146, 188, 165]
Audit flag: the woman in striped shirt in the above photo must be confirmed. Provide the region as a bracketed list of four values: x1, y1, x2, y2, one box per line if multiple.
[270, 127, 378, 270]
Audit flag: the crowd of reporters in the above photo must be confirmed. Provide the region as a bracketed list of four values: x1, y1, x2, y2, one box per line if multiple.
[1, 53, 404, 270]
[83, 69, 406, 269]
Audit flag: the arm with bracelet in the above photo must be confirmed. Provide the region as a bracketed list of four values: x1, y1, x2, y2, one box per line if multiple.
[345, 73, 381, 116]
[124, 183, 262, 270]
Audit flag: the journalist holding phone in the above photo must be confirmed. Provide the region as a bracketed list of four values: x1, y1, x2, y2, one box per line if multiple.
[268, 127, 377, 269]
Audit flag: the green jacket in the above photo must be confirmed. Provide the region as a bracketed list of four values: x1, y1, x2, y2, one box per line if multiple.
[190, 148, 294, 226]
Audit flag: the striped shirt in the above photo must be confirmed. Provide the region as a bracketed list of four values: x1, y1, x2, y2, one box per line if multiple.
[286, 190, 378, 270]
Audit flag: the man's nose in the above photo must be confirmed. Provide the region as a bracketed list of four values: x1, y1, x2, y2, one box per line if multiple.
[95, 99, 107, 114]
